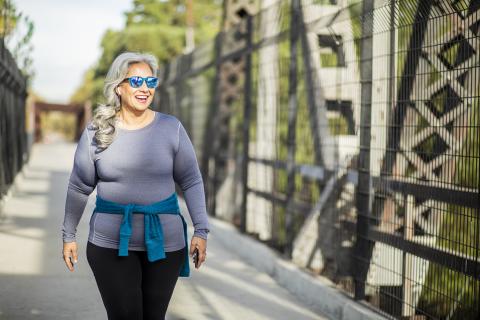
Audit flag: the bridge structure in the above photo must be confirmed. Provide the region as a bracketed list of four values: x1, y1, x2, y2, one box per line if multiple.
[32, 101, 91, 143]
[1, 0, 479, 319]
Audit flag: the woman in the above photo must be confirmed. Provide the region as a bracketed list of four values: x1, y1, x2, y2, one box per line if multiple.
[61, 51, 209, 320]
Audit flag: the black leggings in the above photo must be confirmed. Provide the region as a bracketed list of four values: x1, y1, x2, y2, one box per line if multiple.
[86, 241, 185, 320]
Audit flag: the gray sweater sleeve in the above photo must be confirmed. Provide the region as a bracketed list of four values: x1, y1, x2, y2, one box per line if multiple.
[174, 122, 210, 239]
[62, 127, 97, 243]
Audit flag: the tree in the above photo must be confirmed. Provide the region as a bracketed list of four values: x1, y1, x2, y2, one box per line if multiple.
[0, 0, 35, 81]
[70, 0, 222, 105]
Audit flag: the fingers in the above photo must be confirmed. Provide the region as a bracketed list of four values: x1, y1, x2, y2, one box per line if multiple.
[197, 249, 206, 269]
[189, 237, 201, 256]
[63, 251, 74, 272]
[63, 242, 78, 272]
[72, 249, 78, 264]
[189, 243, 197, 256]
[190, 236, 207, 250]
[190, 236, 207, 269]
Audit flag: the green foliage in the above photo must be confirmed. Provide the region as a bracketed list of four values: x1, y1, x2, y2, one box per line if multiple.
[319, 52, 338, 67]
[454, 102, 479, 189]
[70, 68, 104, 104]
[40, 111, 77, 141]
[328, 116, 349, 135]
[417, 99, 479, 319]
[70, 0, 222, 104]
[0, 0, 19, 37]
[0, 0, 35, 81]
[273, 30, 322, 245]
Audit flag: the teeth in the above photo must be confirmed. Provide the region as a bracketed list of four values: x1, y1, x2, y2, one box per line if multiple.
[136, 95, 148, 101]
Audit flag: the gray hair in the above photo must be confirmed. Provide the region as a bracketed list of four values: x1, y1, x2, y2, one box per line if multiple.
[91, 51, 158, 151]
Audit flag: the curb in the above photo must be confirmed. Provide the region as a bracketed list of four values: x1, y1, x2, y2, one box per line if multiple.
[209, 217, 387, 320]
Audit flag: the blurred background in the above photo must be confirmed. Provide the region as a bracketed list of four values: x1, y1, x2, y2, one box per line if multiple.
[1, 0, 479, 319]
[1, 0, 223, 143]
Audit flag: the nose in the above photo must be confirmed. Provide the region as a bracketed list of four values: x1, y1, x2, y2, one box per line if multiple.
[139, 81, 149, 91]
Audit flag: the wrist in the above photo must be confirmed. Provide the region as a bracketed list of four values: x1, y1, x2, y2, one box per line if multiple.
[193, 229, 209, 240]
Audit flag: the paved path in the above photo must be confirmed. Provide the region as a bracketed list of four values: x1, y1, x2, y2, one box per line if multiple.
[0, 142, 327, 320]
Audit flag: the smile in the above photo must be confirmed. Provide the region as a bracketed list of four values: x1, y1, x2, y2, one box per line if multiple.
[135, 95, 149, 103]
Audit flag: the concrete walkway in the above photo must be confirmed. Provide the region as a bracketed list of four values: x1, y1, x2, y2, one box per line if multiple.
[0, 142, 327, 320]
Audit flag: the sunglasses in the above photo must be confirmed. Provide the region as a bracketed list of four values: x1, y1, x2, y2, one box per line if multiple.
[123, 76, 159, 89]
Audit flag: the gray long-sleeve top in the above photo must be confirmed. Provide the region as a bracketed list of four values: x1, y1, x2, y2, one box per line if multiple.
[62, 111, 210, 252]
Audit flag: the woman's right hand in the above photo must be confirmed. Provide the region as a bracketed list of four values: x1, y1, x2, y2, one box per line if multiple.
[63, 241, 78, 272]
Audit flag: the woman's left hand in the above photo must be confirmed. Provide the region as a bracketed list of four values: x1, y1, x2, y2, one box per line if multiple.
[190, 236, 207, 269]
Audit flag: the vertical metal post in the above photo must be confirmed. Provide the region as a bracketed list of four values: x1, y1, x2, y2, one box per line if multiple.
[0, 39, 4, 196]
[240, 14, 253, 234]
[402, 195, 415, 316]
[202, 32, 224, 218]
[353, 0, 374, 301]
[366, 0, 432, 305]
[174, 59, 182, 119]
[157, 63, 171, 113]
[387, 0, 396, 140]
[284, 0, 300, 258]
[187, 63, 194, 136]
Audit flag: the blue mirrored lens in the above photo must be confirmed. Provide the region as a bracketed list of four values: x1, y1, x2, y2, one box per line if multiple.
[126, 76, 158, 88]
[129, 76, 144, 88]
[146, 77, 159, 88]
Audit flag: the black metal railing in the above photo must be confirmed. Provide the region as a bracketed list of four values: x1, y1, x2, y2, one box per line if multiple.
[155, 0, 479, 318]
[0, 38, 28, 202]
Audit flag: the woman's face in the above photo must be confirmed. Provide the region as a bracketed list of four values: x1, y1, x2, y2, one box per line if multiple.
[117, 62, 156, 112]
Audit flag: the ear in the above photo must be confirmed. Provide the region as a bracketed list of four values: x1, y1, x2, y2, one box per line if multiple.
[116, 86, 121, 96]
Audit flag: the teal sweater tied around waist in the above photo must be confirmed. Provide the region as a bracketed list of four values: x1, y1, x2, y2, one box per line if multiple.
[93, 192, 190, 277]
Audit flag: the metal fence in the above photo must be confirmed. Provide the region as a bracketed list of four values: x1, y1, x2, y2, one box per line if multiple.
[0, 39, 28, 201]
[155, 0, 479, 318]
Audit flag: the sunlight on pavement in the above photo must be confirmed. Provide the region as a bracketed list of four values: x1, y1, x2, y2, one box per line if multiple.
[169, 216, 326, 319]
[0, 143, 327, 320]
[0, 164, 50, 275]
[202, 266, 318, 316]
